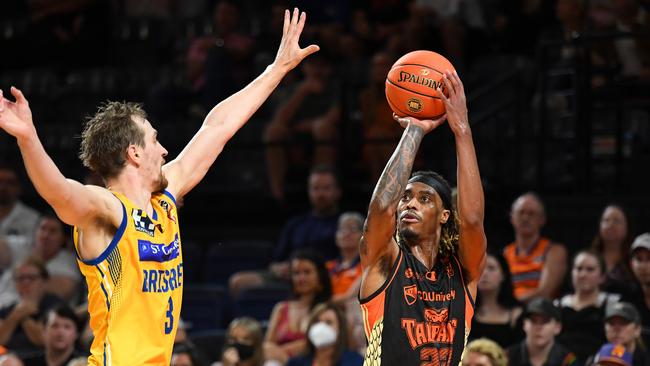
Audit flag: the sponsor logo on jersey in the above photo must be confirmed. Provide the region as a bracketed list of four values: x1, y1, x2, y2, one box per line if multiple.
[403, 285, 456, 305]
[138, 233, 180, 262]
[132, 208, 155, 237]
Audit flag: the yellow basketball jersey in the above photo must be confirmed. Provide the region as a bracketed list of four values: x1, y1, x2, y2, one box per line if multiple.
[74, 190, 183, 365]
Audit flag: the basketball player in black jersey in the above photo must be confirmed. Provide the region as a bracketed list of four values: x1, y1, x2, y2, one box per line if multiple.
[359, 70, 486, 366]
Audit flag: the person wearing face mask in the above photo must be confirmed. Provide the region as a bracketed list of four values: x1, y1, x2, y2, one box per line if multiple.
[287, 302, 362, 366]
[216, 317, 280, 366]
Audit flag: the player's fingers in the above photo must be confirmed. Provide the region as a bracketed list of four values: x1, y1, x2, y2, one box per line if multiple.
[291, 8, 299, 31]
[443, 71, 456, 96]
[282, 9, 290, 36]
[10, 86, 27, 106]
[296, 11, 307, 37]
[300, 44, 320, 59]
[453, 71, 464, 94]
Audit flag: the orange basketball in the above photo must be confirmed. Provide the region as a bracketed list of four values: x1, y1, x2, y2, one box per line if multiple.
[385, 50, 455, 119]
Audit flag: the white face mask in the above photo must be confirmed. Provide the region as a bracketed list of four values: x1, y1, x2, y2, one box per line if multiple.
[308, 322, 337, 348]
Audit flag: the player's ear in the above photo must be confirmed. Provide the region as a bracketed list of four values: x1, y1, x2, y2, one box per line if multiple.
[126, 145, 140, 163]
[440, 209, 450, 224]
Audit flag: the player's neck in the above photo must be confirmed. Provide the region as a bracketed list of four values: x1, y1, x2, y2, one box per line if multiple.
[107, 172, 154, 212]
[409, 237, 440, 270]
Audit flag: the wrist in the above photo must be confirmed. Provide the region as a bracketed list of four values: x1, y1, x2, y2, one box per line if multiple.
[267, 63, 290, 78]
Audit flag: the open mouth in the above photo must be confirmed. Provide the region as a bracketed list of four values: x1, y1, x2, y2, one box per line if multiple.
[400, 211, 420, 223]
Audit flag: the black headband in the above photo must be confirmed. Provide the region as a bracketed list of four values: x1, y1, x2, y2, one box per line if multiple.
[408, 174, 452, 210]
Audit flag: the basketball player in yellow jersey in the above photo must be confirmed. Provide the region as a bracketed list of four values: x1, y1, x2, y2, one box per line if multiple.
[0, 8, 318, 365]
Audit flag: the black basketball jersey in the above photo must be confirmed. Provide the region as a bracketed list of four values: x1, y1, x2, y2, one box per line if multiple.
[360, 244, 474, 366]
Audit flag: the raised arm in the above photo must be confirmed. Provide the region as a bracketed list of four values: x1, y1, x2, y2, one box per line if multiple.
[440, 71, 486, 283]
[361, 116, 445, 268]
[0, 88, 121, 230]
[164, 8, 319, 198]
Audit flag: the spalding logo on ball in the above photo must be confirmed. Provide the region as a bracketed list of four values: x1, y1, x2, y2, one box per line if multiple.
[385, 50, 455, 119]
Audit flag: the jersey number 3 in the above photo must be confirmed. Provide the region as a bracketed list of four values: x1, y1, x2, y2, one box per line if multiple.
[420, 347, 451, 366]
[165, 297, 174, 334]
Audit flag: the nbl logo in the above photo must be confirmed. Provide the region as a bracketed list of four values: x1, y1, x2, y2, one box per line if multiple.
[406, 98, 423, 113]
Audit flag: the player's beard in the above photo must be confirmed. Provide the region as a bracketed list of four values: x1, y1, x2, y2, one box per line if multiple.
[398, 226, 420, 247]
[154, 171, 168, 193]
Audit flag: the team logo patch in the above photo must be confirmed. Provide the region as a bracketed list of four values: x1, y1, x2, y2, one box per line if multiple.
[424, 308, 448, 323]
[404, 284, 418, 305]
[132, 209, 155, 237]
[159, 199, 177, 223]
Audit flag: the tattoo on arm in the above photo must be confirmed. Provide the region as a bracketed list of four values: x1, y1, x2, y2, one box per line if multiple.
[372, 124, 425, 210]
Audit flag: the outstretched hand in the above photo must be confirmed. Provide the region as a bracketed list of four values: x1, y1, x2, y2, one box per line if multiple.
[439, 70, 470, 135]
[272, 8, 320, 73]
[393, 113, 447, 135]
[0, 87, 36, 142]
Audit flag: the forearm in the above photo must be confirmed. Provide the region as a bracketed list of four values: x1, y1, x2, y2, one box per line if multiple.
[21, 318, 44, 346]
[455, 131, 484, 225]
[370, 124, 424, 211]
[0, 317, 20, 344]
[17, 136, 75, 211]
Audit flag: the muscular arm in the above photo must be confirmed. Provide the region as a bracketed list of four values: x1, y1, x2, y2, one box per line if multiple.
[360, 123, 425, 268]
[163, 9, 319, 198]
[440, 71, 486, 284]
[519, 244, 567, 302]
[455, 131, 487, 282]
[0, 88, 121, 232]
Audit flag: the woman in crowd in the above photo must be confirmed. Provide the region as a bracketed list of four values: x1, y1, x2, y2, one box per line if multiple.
[287, 302, 362, 366]
[590, 204, 636, 295]
[470, 251, 524, 348]
[265, 250, 332, 364]
[555, 249, 620, 364]
[217, 317, 280, 366]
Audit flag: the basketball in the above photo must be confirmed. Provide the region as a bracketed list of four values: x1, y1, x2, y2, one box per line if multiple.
[385, 50, 455, 119]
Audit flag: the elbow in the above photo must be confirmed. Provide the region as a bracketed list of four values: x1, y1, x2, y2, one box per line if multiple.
[460, 213, 483, 228]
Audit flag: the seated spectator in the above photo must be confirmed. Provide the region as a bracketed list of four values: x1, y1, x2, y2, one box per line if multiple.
[21, 305, 85, 366]
[503, 192, 568, 302]
[327, 212, 364, 353]
[593, 343, 633, 366]
[328, 212, 363, 302]
[287, 302, 362, 366]
[216, 317, 277, 366]
[555, 250, 620, 364]
[172, 342, 205, 366]
[230, 167, 340, 298]
[507, 298, 577, 366]
[590, 204, 636, 296]
[599, 302, 650, 366]
[0, 164, 40, 240]
[30, 214, 80, 303]
[0, 258, 63, 356]
[264, 54, 341, 202]
[621, 233, 650, 346]
[358, 51, 402, 183]
[0, 214, 80, 307]
[461, 338, 508, 366]
[265, 250, 332, 365]
[470, 251, 524, 348]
